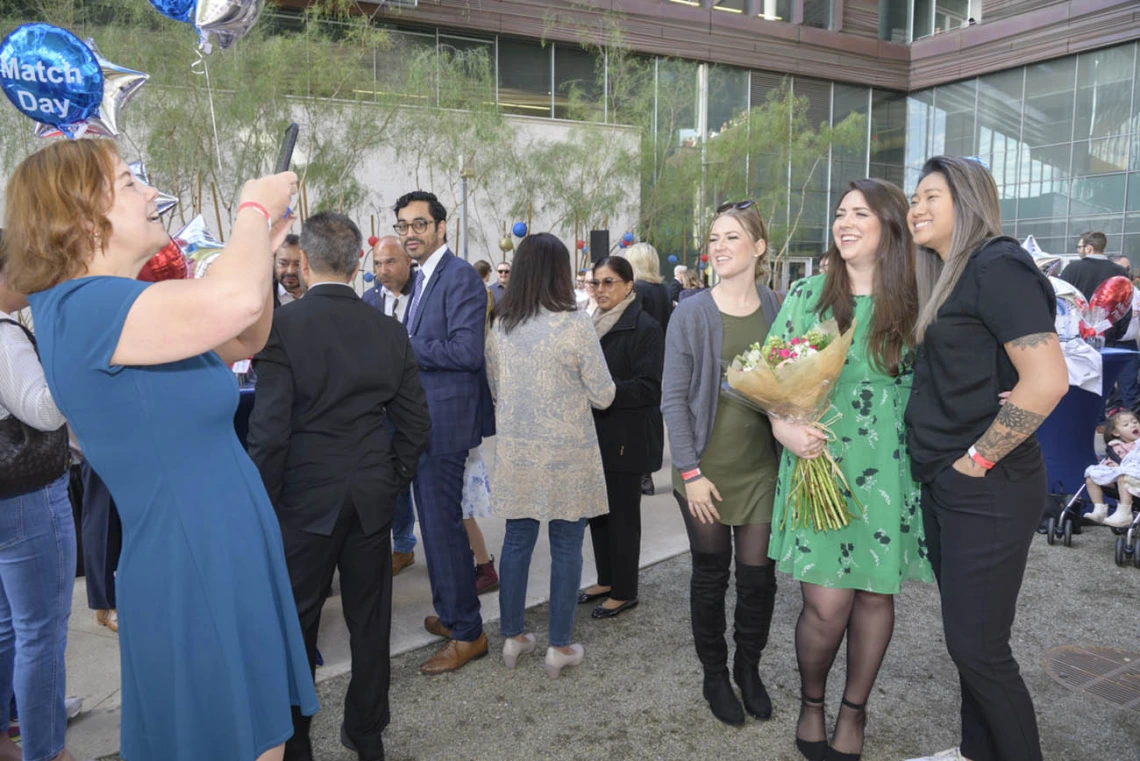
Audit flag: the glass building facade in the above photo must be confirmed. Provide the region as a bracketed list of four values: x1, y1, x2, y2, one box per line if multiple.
[906, 40, 1140, 258]
[269, 9, 1139, 264]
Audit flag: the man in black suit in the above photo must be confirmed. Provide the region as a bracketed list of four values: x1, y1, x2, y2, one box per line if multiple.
[247, 212, 431, 761]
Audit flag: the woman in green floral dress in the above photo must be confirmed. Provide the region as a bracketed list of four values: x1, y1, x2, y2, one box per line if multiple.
[767, 179, 934, 761]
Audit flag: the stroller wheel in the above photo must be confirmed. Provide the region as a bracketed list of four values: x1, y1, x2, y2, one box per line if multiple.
[1116, 536, 1127, 567]
[1132, 535, 1140, 569]
[1062, 518, 1073, 547]
[1045, 517, 1057, 545]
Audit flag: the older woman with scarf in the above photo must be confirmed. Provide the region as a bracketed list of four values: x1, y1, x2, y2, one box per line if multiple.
[579, 256, 664, 619]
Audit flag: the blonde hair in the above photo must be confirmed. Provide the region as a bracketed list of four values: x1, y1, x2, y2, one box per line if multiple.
[619, 242, 663, 284]
[707, 204, 771, 284]
[4, 139, 120, 294]
[914, 156, 1003, 343]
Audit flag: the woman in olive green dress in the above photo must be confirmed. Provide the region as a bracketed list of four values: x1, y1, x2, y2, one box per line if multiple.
[768, 179, 935, 761]
[661, 202, 783, 727]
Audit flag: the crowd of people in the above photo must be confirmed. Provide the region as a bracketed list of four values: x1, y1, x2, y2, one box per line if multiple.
[0, 138, 1072, 761]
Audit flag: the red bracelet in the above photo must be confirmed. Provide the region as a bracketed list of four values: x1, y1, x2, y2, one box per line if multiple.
[967, 446, 995, 470]
[237, 201, 272, 228]
[681, 468, 702, 483]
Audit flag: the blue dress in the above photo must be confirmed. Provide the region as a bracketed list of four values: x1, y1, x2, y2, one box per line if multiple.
[29, 277, 318, 761]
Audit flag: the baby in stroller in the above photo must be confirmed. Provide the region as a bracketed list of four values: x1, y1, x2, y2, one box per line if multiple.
[1085, 410, 1140, 528]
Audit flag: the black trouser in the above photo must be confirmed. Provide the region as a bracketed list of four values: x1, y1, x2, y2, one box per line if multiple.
[921, 463, 1045, 761]
[281, 501, 393, 761]
[588, 471, 643, 601]
[80, 461, 121, 610]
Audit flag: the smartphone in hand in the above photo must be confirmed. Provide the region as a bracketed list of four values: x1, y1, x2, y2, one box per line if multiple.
[275, 122, 299, 174]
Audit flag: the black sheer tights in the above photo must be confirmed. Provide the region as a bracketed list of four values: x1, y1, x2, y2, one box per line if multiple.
[678, 499, 772, 566]
[795, 584, 895, 756]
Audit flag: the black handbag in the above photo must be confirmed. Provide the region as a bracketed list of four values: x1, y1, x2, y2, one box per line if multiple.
[0, 318, 69, 499]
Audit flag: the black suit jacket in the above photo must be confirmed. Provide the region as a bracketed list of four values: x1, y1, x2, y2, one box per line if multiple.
[634, 279, 672, 335]
[248, 283, 432, 537]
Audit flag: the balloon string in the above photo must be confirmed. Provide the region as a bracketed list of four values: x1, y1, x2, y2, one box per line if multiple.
[202, 59, 224, 177]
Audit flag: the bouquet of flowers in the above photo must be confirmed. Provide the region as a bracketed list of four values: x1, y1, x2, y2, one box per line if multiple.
[726, 318, 859, 532]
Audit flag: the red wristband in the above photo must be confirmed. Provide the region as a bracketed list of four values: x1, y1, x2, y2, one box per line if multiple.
[237, 201, 272, 228]
[967, 446, 994, 470]
[681, 468, 702, 483]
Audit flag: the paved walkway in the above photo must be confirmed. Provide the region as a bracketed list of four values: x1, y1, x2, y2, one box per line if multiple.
[98, 522, 1140, 761]
[63, 439, 690, 759]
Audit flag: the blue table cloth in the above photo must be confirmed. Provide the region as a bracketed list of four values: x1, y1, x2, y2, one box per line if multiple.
[1038, 346, 1138, 496]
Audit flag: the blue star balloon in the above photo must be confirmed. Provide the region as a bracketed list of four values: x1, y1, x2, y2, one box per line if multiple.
[512, 222, 528, 238]
[0, 24, 103, 138]
[149, 0, 196, 23]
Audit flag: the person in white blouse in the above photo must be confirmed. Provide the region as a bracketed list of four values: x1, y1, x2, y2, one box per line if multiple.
[0, 251, 81, 761]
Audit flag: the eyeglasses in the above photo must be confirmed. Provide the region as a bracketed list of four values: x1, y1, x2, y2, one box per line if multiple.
[497, 269, 510, 275]
[716, 199, 757, 213]
[393, 219, 437, 235]
[588, 278, 624, 289]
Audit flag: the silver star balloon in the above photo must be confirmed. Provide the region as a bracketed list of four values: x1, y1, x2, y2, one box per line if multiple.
[196, 0, 265, 54]
[172, 215, 225, 278]
[128, 160, 179, 217]
[34, 39, 148, 139]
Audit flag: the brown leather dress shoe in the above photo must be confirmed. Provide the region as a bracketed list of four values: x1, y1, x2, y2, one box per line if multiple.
[423, 615, 451, 639]
[392, 551, 415, 576]
[419, 633, 489, 675]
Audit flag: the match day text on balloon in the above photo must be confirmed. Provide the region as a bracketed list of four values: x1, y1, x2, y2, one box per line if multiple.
[0, 54, 84, 118]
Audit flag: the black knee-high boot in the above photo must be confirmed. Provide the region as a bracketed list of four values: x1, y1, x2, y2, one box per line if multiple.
[691, 549, 744, 726]
[733, 562, 777, 719]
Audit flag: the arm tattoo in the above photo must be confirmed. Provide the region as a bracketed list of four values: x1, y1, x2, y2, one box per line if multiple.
[974, 402, 1047, 463]
[1008, 332, 1054, 350]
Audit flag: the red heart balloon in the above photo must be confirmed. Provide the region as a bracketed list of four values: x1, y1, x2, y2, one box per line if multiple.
[1085, 275, 1134, 336]
[367, 235, 379, 247]
[138, 238, 190, 282]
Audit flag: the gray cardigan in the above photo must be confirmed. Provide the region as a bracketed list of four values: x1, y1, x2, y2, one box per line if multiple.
[661, 284, 781, 472]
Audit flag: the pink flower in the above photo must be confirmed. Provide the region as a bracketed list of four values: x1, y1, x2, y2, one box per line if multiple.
[779, 349, 792, 358]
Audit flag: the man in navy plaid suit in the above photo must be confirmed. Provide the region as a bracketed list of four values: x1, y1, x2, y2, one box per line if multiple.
[394, 190, 495, 673]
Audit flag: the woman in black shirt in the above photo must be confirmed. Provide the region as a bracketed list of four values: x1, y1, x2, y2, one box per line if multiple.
[902, 156, 1068, 761]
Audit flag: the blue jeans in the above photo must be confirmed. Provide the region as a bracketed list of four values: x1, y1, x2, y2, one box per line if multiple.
[498, 518, 587, 648]
[392, 488, 416, 555]
[0, 475, 76, 761]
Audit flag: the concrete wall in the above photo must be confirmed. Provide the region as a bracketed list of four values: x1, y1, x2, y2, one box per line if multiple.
[0, 110, 641, 295]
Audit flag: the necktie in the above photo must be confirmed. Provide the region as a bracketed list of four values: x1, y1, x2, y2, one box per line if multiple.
[404, 269, 425, 329]
[391, 296, 399, 320]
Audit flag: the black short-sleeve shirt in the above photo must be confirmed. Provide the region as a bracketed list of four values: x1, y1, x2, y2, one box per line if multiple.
[905, 237, 1058, 484]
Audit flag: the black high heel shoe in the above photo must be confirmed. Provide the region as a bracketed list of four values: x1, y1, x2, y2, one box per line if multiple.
[824, 697, 867, 761]
[796, 693, 827, 761]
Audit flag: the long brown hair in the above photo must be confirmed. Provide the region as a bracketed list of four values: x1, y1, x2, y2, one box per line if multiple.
[491, 233, 576, 334]
[913, 156, 1002, 342]
[4, 139, 120, 294]
[816, 178, 916, 377]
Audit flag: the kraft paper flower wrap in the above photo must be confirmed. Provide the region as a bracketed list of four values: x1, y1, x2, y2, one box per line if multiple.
[725, 318, 861, 532]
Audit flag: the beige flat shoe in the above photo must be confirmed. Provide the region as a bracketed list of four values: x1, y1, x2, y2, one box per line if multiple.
[95, 609, 118, 633]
